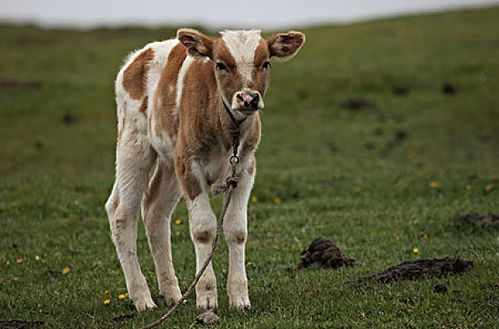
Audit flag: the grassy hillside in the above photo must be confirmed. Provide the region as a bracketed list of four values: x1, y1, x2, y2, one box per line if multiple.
[1, 7, 498, 328]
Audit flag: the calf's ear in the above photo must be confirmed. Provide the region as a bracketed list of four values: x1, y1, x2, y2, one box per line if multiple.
[177, 28, 214, 59]
[267, 31, 305, 61]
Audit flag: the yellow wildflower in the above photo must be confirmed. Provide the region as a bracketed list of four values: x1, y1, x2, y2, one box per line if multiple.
[429, 181, 441, 189]
[406, 149, 416, 159]
[174, 218, 182, 225]
[484, 184, 494, 193]
[62, 266, 71, 275]
[411, 247, 420, 255]
[175, 231, 180, 237]
[35, 255, 41, 261]
[118, 293, 128, 301]
[272, 197, 281, 205]
[16, 258, 24, 264]
[251, 195, 258, 203]
[103, 299, 111, 305]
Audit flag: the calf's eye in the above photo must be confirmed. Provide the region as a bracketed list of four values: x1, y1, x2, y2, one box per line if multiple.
[216, 62, 228, 71]
[262, 61, 272, 70]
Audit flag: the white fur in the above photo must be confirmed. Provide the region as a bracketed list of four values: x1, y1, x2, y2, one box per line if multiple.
[221, 30, 262, 86]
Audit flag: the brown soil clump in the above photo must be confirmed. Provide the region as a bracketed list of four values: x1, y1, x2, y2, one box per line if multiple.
[362, 258, 472, 283]
[297, 237, 355, 269]
[458, 213, 499, 226]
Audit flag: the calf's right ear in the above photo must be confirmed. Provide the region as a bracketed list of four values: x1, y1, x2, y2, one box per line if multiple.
[177, 28, 214, 59]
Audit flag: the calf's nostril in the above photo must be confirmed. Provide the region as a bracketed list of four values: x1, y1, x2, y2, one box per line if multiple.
[250, 95, 260, 108]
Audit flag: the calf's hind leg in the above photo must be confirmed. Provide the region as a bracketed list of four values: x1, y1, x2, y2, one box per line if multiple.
[142, 162, 182, 304]
[105, 131, 156, 311]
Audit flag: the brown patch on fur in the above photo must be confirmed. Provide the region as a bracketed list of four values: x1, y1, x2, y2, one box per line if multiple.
[123, 48, 154, 100]
[154, 43, 187, 138]
[234, 231, 246, 244]
[213, 40, 237, 68]
[139, 96, 148, 116]
[213, 40, 243, 101]
[176, 154, 202, 200]
[179, 59, 222, 154]
[193, 229, 213, 243]
[253, 39, 270, 67]
[250, 40, 270, 95]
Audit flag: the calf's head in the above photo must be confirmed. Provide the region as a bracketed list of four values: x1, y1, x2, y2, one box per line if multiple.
[178, 28, 305, 116]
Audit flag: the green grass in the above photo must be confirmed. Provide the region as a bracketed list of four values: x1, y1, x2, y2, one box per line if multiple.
[1, 7, 499, 328]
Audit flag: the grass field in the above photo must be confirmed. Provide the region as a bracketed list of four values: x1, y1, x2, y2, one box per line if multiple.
[1, 7, 498, 328]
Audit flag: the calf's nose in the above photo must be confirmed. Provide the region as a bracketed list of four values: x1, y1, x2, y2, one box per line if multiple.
[237, 92, 260, 109]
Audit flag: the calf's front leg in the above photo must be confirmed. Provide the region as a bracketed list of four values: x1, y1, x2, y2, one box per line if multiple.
[223, 158, 255, 309]
[178, 159, 218, 310]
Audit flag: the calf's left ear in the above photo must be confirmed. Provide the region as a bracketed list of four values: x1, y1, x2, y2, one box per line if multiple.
[177, 28, 214, 59]
[267, 31, 305, 60]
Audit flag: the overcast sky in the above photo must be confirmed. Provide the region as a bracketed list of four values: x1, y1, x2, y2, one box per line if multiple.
[1, 0, 498, 29]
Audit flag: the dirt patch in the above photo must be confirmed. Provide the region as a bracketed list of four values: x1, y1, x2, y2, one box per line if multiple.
[112, 313, 135, 323]
[442, 82, 457, 95]
[361, 258, 472, 283]
[296, 237, 355, 269]
[458, 213, 499, 226]
[0, 79, 42, 90]
[62, 112, 76, 125]
[342, 97, 375, 111]
[433, 284, 448, 294]
[0, 320, 44, 329]
[392, 85, 410, 96]
[45, 269, 61, 278]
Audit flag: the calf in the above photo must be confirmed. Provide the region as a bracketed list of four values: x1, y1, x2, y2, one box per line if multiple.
[105, 28, 305, 311]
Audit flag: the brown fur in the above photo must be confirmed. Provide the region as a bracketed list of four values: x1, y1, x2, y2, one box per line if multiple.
[154, 43, 187, 138]
[139, 96, 148, 115]
[175, 152, 202, 200]
[192, 229, 213, 243]
[174, 55, 262, 201]
[252, 40, 270, 96]
[123, 48, 154, 100]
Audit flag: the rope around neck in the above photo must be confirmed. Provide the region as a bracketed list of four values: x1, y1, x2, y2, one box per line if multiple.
[141, 100, 243, 329]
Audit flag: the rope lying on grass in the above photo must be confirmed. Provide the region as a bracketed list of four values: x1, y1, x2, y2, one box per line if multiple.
[141, 188, 233, 329]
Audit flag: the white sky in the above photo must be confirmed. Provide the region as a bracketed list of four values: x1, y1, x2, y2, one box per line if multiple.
[1, 0, 498, 29]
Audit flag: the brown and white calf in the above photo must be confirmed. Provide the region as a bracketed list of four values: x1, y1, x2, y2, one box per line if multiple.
[105, 28, 305, 311]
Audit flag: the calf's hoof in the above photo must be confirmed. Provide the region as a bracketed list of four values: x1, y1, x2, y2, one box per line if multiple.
[134, 297, 157, 311]
[196, 288, 218, 310]
[131, 291, 157, 311]
[229, 295, 251, 310]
